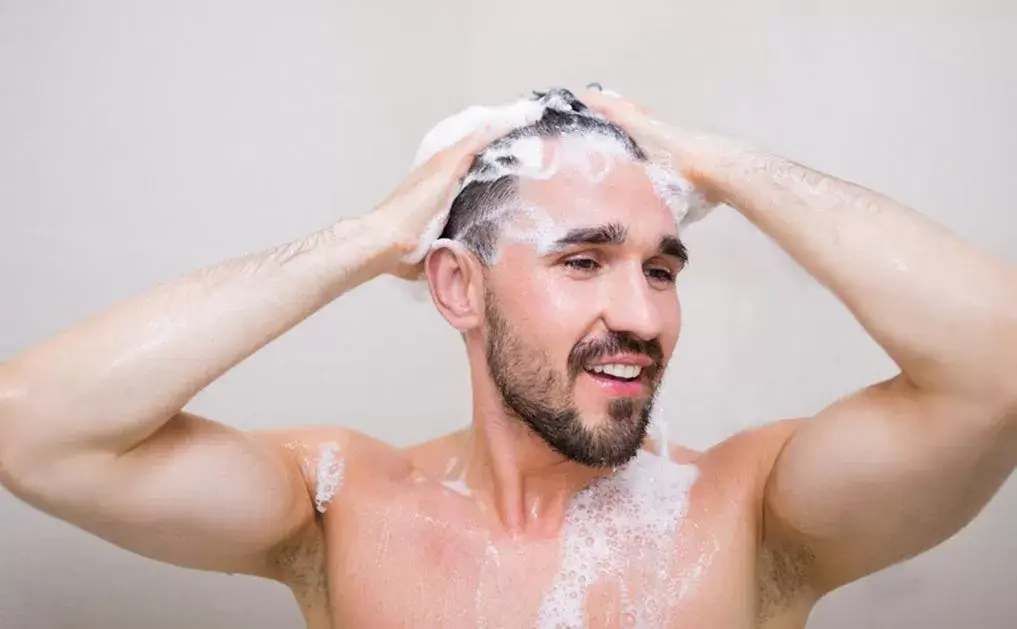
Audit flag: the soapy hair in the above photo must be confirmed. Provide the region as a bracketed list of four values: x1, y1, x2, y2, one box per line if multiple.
[439, 88, 647, 263]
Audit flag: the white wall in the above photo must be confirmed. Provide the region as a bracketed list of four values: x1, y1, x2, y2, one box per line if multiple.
[1, 1, 1015, 627]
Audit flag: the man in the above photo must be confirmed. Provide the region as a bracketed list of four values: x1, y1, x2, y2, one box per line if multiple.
[1, 86, 1015, 628]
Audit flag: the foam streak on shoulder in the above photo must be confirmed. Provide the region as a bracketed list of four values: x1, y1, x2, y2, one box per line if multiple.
[313, 442, 345, 513]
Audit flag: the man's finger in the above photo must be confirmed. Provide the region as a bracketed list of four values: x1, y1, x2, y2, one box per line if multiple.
[455, 126, 505, 155]
[451, 102, 545, 155]
[585, 83, 623, 98]
[433, 104, 547, 180]
[441, 123, 521, 177]
[579, 90, 630, 119]
[441, 134, 489, 180]
[455, 116, 531, 154]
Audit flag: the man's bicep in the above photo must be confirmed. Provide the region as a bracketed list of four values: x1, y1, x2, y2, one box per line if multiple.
[33, 412, 317, 577]
[763, 375, 1016, 592]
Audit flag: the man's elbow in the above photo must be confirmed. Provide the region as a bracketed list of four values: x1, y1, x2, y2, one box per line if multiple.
[0, 386, 95, 509]
[0, 415, 49, 507]
[0, 380, 29, 494]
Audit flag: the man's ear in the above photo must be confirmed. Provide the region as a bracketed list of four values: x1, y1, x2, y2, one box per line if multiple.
[424, 242, 485, 331]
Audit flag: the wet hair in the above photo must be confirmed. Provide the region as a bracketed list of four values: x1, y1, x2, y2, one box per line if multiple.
[439, 88, 647, 263]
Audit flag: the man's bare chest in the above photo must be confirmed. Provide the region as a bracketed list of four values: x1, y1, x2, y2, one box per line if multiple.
[313, 479, 764, 628]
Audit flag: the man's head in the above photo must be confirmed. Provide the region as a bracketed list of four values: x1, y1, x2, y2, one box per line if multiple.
[424, 89, 687, 469]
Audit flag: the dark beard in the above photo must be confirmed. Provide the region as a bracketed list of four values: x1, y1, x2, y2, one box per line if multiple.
[483, 298, 663, 468]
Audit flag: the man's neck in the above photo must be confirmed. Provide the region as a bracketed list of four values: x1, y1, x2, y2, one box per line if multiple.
[449, 403, 608, 538]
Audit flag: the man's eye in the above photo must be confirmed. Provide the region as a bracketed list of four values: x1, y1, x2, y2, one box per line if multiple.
[647, 268, 676, 284]
[564, 258, 600, 272]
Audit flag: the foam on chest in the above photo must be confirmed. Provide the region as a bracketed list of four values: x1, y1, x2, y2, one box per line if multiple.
[536, 450, 700, 628]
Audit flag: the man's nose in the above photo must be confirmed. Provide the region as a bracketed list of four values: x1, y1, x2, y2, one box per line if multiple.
[600, 266, 665, 342]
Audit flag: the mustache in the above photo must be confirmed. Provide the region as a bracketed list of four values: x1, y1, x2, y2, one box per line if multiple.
[567, 331, 664, 379]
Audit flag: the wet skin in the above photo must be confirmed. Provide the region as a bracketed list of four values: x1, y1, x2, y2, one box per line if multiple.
[4, 112, 1015, 629]
[259, 158, 817, 628]
[262, 421, 812, 629]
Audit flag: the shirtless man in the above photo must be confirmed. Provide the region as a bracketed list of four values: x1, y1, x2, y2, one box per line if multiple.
[1, 86, 1015, 628]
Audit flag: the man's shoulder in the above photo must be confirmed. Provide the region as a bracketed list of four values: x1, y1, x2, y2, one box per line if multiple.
[253, 424, 391, 451]
[696, 418, 809, 485]
[252, 425, 414, 488]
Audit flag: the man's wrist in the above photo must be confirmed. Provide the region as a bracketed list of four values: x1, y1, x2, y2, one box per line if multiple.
[311, 212, 406, 283]
[673, 131, 765, 205]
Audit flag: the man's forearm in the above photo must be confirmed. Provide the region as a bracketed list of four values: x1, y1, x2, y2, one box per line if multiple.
[689, 137, 1017, 402]
[0, 214, 397, 457]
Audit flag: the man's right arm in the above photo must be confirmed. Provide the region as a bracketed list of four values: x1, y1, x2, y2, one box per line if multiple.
[0, 214, 397, 577]
[0, 124, 514, 577]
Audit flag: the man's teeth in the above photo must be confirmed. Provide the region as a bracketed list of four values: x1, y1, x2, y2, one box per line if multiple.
[589, 364, 642, 379]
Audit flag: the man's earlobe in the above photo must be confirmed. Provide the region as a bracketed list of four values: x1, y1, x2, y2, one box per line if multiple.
[424, 244, 484, 331]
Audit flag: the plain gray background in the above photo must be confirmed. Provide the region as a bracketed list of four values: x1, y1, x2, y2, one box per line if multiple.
[2, 1, 1015, 627]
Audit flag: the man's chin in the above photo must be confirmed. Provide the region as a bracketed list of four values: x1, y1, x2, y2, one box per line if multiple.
[567, 419, 650, 468]
[581, 398, 648, 425]
[570, 443, 643, 469]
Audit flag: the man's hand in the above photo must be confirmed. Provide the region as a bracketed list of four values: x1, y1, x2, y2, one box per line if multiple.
[578, 88, 727, 204]
[371, 124, 524, 280]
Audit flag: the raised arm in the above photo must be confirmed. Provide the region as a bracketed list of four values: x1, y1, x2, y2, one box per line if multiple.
[0, 128, 504, 577]
[693, 135, 1017, 589]
[584, 90, 1017, 592]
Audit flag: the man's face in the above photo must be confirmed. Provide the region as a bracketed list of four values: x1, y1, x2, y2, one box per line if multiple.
[481, 142, 684, 468]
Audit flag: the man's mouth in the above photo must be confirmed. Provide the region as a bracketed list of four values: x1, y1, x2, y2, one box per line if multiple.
[581, 360, 653, 397]
[585, 363, 644, 381]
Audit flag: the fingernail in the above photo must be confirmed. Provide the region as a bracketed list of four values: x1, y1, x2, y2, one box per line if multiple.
[586, 83, 621, 98]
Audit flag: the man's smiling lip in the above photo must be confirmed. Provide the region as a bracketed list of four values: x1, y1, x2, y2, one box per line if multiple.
[583, 370, 648, 396]
[584, 353, 654, 368]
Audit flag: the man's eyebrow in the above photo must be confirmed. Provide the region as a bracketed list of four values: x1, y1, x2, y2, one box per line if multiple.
[547, 222, 689, 266]
[659, 235, 689, 266]
[549, 222, 628, 250]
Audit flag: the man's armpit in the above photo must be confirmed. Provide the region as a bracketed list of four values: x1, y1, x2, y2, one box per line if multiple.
[757, 537, 816, 622]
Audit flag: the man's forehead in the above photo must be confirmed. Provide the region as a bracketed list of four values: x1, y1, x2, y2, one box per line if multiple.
[515, 156, 677, 232]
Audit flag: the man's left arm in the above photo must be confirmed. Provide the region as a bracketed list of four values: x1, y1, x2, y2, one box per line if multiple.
[692, 138, 1017, 593]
